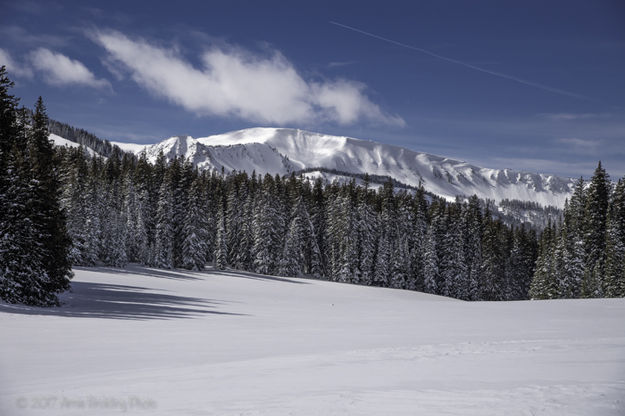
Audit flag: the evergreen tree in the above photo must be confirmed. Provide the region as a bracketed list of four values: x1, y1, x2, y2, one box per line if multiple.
[182, 176, 210, 270]
[583, 162, 611, 295]
[278, 197, 309, 277]
[530, 222, 557, 299]
[422, 225, 438, 294]
[26, 97, 73, 294]
[604, 179, 625, 297]
[154, 171, 175, 268]
[214, 208, 228, 270]
[0, 145, 54, 304]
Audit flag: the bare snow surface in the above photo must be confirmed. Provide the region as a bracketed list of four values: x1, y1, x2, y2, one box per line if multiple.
[1, 267, 624, 415]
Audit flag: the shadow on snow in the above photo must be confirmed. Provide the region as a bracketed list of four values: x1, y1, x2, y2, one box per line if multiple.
[208, 268, 310, 285]
[0, 281, 245, 320]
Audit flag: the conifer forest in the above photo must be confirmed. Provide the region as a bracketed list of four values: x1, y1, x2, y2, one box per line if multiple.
[1, 67, 624, 306]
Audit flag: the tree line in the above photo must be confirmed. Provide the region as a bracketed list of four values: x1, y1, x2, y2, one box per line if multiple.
[53, 139, 539, 302]
[1, 67, 623, 305]
[0, 67, 72, 305]
[530, 163, 625, 298]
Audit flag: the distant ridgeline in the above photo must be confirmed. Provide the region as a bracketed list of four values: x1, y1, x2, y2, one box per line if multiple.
[23, 107, 127, 159]
[285, 167, 563, 230]
[47, 118, 125, 158]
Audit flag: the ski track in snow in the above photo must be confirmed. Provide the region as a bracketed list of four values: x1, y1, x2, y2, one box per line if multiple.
[1, 266, 624, 415]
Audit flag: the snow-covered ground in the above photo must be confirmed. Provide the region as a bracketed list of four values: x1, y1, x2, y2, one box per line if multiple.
[1, 266, 624, 415]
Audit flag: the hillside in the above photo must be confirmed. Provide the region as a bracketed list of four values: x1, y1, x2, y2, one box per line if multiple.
[1, 266, 624, 415]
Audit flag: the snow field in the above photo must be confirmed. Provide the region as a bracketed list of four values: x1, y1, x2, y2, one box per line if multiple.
[1, 265, 624, 415]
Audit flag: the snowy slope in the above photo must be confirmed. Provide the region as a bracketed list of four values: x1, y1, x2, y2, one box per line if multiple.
[110, 140, 148, 154]
[49, 133, 99, 157]
[1, 266, 624, 415]
[127, 128, 574, 207]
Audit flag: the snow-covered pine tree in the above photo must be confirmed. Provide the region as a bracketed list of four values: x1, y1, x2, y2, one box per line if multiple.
[153, 168, 175, 269]
[251, 175, 285, 275]
[355, 186, 378, 285]
[0, 143, 54, 304]
[409, 185, 428, 291]
[390, 194, 413, 289]
[530, 221, 557, 299]
[582, 162, 611, 296]
[225, 174, 247, 265]
[604, 179, 625, 297]
[172, 158, 190, 268]
[441, 208, 468, 299]
[214, 206, 228, 270]
[507, 225, 537, 300]
[310, 178, 327, 277]
[373, 181, 396, 287]
[480, 210, 505, 301]
[278, 196, 309, 277]
[462, 196, 483, 300]
[233, 191, 254, 271]
[182, 175, 210, 270]
[559, 179, 586, 297]
[422, 225, 438, 294]
[26, 97, 73, 295]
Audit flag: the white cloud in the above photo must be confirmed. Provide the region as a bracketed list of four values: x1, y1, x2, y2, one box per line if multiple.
[93, 30, 403, 126]
[0, 48, 33, 78]
[29, 48, 110, 89]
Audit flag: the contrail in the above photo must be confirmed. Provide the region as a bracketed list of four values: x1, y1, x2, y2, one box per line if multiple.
[330, 21, 589, 100]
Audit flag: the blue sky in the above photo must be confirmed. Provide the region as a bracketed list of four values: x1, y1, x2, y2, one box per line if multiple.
[1, 0, 624, 178]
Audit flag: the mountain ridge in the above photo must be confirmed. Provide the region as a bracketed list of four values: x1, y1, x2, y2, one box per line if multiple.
[114, 127, 574, 207]
[51, 126, 575, 208]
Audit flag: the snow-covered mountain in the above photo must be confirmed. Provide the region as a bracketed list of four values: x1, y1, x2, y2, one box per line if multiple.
[115, 128, 574, 207]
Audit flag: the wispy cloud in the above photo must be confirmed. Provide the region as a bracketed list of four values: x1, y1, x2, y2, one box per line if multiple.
[330, 21, 591, 101]
[29, 48, 111, 89]
[92, 30, 403, 126]
[557, 137, 602, 153]
[539, 112, 612, 121]
[0, 25, 69, 48]
[0, 48, 33, 78]
[328, 60, 357, 68]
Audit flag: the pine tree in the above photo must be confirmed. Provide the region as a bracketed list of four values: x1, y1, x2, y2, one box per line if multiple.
[214, 208, 227, 270]
[154, 170, 175, 268]
[355, 188, 378, 285]
[278, 197, 309, 277]
[530, 222, 557, 299]
[26, 97, 73, 294]
[182, 176, 210, 270]
[480, 214, 505, 301]
[604, 179, 625, 297]
[583, 162, 611, 295]
[422, 225, 438, 294]
[0, 145, 54, 304]
[463, 196, 483, 300]
[407, 187, 427, 291]
[233, 191, 254, 271]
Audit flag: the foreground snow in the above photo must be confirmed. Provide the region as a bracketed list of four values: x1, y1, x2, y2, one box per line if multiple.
[1, 266, 624, 415]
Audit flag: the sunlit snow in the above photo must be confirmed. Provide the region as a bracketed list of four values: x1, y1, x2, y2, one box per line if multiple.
[1, 266, 623, 415]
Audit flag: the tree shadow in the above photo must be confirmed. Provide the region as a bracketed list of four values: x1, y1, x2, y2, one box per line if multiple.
[209, 268, 310, 285]
[0, 281, 245, 320]
[75, 265, 203, 281]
